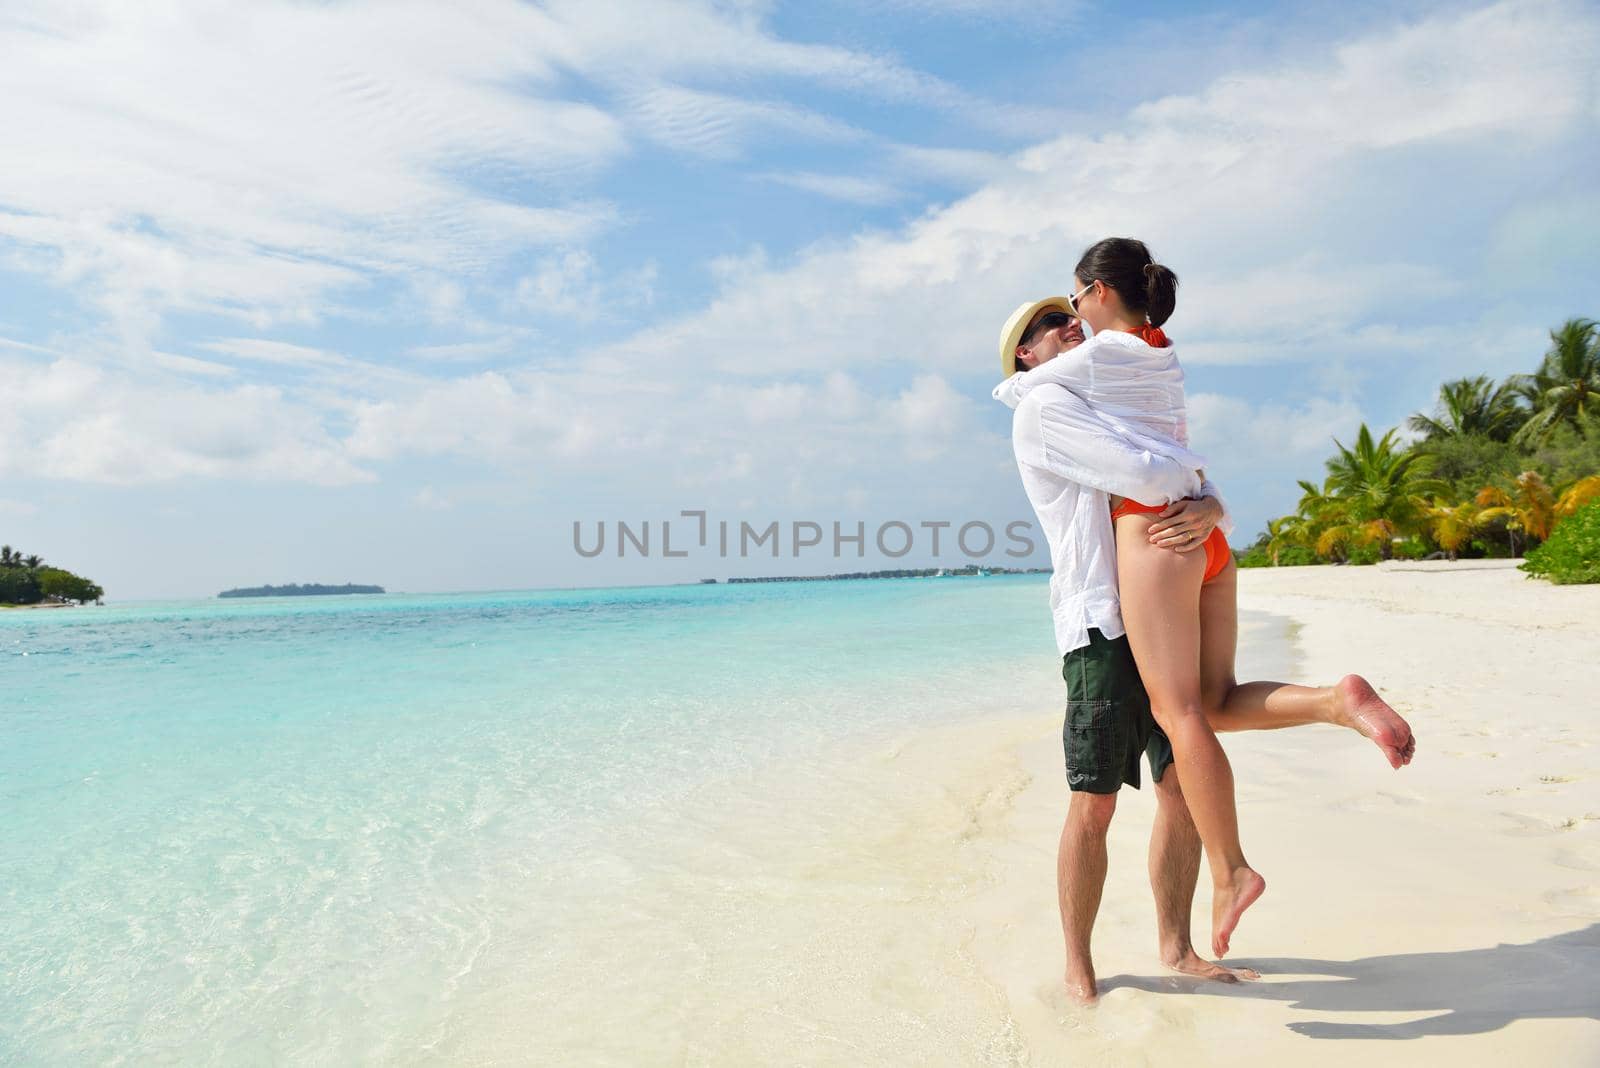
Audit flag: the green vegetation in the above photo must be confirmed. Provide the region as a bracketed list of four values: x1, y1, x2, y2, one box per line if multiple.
[218, 583, 385, 598]
[1239, 317, 1600, 584]
[0, 545, 104, 605]
[1521, 501, 1600, 585]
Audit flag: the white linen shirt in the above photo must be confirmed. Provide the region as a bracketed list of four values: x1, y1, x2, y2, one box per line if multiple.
[994, 330, 1230, 656]
[1004, 328, 1210, 469]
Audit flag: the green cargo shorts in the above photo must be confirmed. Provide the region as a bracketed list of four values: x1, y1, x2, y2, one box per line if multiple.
[1061, 628, 1174, 793]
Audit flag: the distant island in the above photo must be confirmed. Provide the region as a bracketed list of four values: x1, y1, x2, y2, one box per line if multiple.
[721, 565, 1048, 583]
[219, 583, 385, 598]
[1, 544, 104, 606]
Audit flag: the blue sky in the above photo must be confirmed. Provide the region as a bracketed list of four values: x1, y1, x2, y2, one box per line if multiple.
[1, 0, 1597, 598]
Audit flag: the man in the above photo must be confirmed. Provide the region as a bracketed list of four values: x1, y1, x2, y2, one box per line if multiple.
[993, 298, 1258, 1004]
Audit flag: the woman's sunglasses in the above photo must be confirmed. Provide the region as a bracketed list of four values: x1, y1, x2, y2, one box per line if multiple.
[1066, 281, 1097, 316]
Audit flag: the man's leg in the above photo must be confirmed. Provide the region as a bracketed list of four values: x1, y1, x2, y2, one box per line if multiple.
[1059, 789, 1117, 1004]
[1148, 764, 1260, 982]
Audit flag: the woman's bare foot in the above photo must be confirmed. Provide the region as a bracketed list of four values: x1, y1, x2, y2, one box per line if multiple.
[1211, 866, 1266, 958]
[1162, 945, 1261, 983]
[1335, 674, 1416, 769]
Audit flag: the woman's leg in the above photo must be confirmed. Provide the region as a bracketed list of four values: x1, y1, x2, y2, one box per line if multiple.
[1115, 518, 1264, 958]
[1198, 560, 1416, 768]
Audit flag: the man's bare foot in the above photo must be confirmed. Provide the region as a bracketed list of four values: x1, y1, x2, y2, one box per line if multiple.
[1162, 946, 1261, 983]
[1335, 674, 1416, 769]
[1211, 866, 1266, 958]
[1064, 965, 1099, 1005]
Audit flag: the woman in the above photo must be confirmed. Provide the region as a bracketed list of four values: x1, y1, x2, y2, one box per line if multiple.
[1003, 237, 1416, 958]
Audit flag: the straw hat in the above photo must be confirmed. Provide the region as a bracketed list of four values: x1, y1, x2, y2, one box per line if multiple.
[997, 297, 1072, 378]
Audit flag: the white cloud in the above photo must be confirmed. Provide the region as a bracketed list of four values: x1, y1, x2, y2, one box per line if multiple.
[195, 337, 421, 394]
[403, 337, 522, 364]
[1188, 392, 1366, 466]
[515, 252, 605, 320]
[535, 0, 983, 115]
[873, 0, 1082, 17]
[1133, 1, 1590, 149]
[511, 251, 658, 321]
[619, 84, 865, 159]
[343, 370, 622, 466]
[0, 0, 627, 336]
[889, 374, 975, 459]
[3, 0, 1596, 553]
[887, 144, 1007, 188]
[603, 0, 1598, 398]
[2, 358, 371, 485]
[759, 171, 904, 205]
[4, 0, 1005, 342]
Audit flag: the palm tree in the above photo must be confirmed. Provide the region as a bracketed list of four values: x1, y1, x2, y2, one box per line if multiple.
[1408, 375, 1525, 442]
[1476, 471, 1556, 556]
[1555, 474, 1600, 519]
[22, 554, 41, 569]
[1264, 514, 1307, 565]
[0, 545, 14, 568]
[1323, 425, 1443, 558]
[1288, 478, 1354, 562]
[1513, 318, 1600, 443]
[1427, 499, 1479, 560]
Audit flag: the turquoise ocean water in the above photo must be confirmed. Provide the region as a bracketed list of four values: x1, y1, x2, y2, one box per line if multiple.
[4, 575, 1089, 1062]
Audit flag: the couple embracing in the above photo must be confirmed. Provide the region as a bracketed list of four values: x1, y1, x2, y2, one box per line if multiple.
[995, 237, 1418, 1004]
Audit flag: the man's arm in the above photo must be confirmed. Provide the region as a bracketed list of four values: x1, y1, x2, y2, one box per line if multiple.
[1197, 475, 1234, 536]
[1014, 385, 1197, 504]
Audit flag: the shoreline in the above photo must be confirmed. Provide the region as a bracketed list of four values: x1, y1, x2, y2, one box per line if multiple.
[10, 568, 1595, 1062]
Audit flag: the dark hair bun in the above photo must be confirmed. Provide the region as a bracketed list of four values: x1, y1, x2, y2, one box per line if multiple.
[1144, 262, 1177, 328]
[1074, 238, 1179, 328]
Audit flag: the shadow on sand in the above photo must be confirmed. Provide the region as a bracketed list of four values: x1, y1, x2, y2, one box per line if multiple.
[1100, 923, 1600, 1039]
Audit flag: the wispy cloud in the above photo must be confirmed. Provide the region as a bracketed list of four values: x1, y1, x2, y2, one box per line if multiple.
[613, 0, 1599, 385]
[619, 84, 867, 159]
[759, 171, 904, 205]
[0, 1, 626, 338]
[0, 0, 1037, 353]
[3, 0, 1596, 559]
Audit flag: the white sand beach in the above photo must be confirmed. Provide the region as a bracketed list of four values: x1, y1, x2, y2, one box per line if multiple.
[439, 565, 1600, 1065]
[951, 562, 1600, 1066]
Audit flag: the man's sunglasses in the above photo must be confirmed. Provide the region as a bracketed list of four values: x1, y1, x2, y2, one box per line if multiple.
[1026, 311, 1078, 339]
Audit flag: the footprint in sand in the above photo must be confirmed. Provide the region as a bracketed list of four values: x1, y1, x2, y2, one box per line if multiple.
[1499, 811, 1582, 836]
[1330, 790, 1427, 815]
[1553, 845, 1600, 872]
[1539, 774, 1579, 784]
[1544, 885, 1600, 911]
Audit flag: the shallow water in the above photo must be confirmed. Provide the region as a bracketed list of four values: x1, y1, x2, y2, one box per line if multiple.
[1, 577, 1293, 1063]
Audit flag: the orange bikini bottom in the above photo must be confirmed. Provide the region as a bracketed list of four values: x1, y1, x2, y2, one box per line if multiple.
[1111, 498, 1232, 583]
